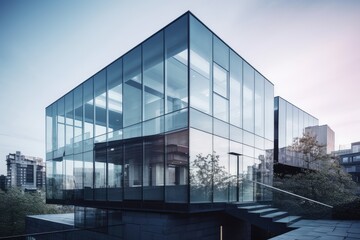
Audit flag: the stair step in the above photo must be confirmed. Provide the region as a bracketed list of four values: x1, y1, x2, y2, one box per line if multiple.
[261, 211, 288, 220]
[238, 204, 270, 210]
[275, 216, 301, 225]
[249, 208, 278, 215]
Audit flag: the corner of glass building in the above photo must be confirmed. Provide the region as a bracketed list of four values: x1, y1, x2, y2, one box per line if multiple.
[45, 11, 274, 211]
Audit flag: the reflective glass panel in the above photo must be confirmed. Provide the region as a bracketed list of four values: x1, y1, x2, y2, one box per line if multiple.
[83, 78, 94, 152]
[94, 144, 107, 200]
[229, 141, 243, 202]
[56, 98, 65, 158]
[190, 16, 212, 78]
[46, 105, 53, 159]
[94, 70, 107, 139]
[143, 116, 164, 136]
[107, 58, 123, 134]
[73, 153, 83, 199]
[165, 14, 188, 113]
[243, 62, 254, 132]
[213, 118, 229, 139]
[83, 151, 94, 200]
[229, 51, 242, 127]
[50, 158, 63, 200]
[65, 92, 74, 155]
[213, 136, 229, 202]
[123, 46, 142, 127]
[190, 16, 212, 115]
[165, 108, 188, 132]
[242, 156, 254, 202]
[255, 72, 264, 137]
[190, 128, 212, 203]
[213, 63, 228, 98]
[74, 86, 83, 154]
[213, 93, 228, 122]
[213, 36, 229, 70]
[64, 155, 74, 200]
[165, 129, 188, 203]
[230, 125, 242, 143]
[144, 135, 164, 201]
[107, 143, 123, 201]
[143, 31, 164, 120]
[124, 140, 142, 200]
[190, 69, 211, 114]
[264, 80, 274, 140]
[190, 108, 212, 134]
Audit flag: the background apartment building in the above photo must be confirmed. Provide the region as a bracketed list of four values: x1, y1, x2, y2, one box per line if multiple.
[6, 151, 45, 190]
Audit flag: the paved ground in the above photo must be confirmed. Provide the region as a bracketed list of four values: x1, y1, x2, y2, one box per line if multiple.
[269, 219, 360, 240]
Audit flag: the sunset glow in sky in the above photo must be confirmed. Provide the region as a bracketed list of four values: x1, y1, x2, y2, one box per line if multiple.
[0, 0, 359, 174]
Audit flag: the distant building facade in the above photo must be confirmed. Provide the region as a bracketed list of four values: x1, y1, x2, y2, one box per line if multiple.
[0, 175, 6, 191]
[305, 125, 335, 154]
[337, 142, 360, 185]
[6, 151, 45, 190]
[274, 97, 319, 173]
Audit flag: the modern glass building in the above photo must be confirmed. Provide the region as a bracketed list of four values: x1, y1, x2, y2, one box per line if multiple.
[274, 96, 319, 171]
[45, 12, 274, 214]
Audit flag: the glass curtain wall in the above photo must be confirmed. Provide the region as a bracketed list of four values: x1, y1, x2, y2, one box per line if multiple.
[46, 13, 189, 204]
[189, 15, 274, 203]
[46, 12, 274, 206]
[275, 97, 319, 168]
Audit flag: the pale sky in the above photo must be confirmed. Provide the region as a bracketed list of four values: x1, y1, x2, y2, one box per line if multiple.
[0, 0, 359, 175]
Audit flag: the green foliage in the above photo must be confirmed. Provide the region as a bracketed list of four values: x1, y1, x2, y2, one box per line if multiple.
[332, 198, 360, 219]
[0, 188, 70, 237]
[190, 153, 231, 189]
[291, 132, 331, 169]
[275, 161, 357, 206]
[275, 133, 357, 216]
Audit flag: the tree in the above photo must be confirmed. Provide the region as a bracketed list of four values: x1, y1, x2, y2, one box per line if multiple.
[291, 132, 330, 169]
[0, 188, 70, 237]
[275, 133, 357, 208]
[190, 153, 232, 200]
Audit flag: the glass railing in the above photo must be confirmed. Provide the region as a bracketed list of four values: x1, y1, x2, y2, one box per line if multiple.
[250, 179, 333, 220]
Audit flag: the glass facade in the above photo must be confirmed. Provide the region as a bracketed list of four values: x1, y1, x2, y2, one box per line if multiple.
[46, 12, 274, 209]
[274, 96, 319, 169]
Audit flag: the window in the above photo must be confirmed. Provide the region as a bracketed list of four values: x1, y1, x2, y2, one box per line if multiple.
[74, 86, 83, 154]
[243, 62, 254, 132]
[229, 51, 242, 127]
[123, 46, 142, 127]
[94, 69, 107, 141]
[190, 15, 212, 114]
[143, 31, 164, 120]
[165, 14, 188, 113]
[143, 135, 164, 201]
[254, 72, 264, 137]
[213, 63, 228, 98]
[83, 78, 94, 152]
[107, 58, 123, 141]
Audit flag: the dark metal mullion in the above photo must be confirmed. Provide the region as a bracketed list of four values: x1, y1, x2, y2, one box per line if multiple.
[187, 13, 191, 206]
[163, 29, 167, 203]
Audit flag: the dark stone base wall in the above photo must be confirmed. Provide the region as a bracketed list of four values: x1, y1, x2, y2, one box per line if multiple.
[26, 211, 252, 240]
[121, 211, 251, 240]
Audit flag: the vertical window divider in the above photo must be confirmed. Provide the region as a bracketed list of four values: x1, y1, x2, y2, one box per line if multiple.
[187, 13, 191, 206]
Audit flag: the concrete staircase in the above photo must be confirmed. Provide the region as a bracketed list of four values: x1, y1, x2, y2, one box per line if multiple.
[225, 203, 301, 235]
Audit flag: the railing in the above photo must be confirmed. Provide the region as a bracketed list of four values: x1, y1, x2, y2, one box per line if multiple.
[248, 179, 333, 219]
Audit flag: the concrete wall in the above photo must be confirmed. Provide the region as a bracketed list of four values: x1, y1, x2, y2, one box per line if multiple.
[26, 211, 252, 240]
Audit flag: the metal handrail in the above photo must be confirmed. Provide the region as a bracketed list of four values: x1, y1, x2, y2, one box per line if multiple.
[247, 179, 333, 208]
